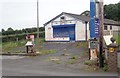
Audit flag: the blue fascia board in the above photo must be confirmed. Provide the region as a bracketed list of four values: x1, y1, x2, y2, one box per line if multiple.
[52, 24, 75, 28]
[45, 40, 86, 42]
[45, 40, 70, 42]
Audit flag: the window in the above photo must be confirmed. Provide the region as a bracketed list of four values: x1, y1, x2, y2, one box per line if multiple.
[110, 26, 112, 30]
[104, 25, 108, 30]
[60, 16, 65, 19]
[60, 16, 66, 24]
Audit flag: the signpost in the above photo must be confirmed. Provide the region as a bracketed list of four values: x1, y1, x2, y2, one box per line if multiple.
[90, 0, 104, 67]
[90, 0, 100, 38]
[90, 0, 96, 38]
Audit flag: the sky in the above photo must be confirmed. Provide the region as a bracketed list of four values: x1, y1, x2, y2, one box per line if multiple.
[0, 0, 119, 30]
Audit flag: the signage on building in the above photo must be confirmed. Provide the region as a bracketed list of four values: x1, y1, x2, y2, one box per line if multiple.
[48, 27, 51, 29]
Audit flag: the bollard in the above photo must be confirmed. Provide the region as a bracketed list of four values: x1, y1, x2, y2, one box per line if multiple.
[107, 37, 119, 72]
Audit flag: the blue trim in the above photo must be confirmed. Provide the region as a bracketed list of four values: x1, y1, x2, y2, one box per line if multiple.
[45, 40, 86, 42]
[52, 24, 75, 28]
[45, 40, 70, 42]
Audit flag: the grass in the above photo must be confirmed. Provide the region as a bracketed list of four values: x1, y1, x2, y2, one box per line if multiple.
[84, 60, 98, 66]
[54, 60, 61, 64]
[68, 56, 78, 64]
[75, 42, 87, 48]
[84, 60, 99, 71]
[2, 39, 27, 52]
[34, 38, 45, 44]
[114, 35, 120, 45]
[2, 38, 45, 53]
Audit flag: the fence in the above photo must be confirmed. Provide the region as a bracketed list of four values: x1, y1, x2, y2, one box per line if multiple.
[2, 32, 45, 42]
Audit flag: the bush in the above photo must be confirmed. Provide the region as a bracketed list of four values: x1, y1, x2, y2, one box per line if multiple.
[103, 64, 108, 71]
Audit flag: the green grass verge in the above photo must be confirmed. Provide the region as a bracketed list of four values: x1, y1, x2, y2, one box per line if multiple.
[2, 38, 45, 53]
[34, 38, 45, 44]
[2, 39, 27, 52]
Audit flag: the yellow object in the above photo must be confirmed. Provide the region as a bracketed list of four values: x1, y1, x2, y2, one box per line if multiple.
[109, 48, 114, 53]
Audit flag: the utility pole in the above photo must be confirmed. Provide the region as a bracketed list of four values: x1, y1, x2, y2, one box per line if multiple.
[37, 0, 39, 38]
[99, 0, 104, 68]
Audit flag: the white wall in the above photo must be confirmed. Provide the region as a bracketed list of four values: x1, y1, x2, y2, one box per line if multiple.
[104, 25, 119, 31]
[103, 25, 120, 35]
[45, 13, 119, 42]
[45, 23, 53, 41]
[52, 14, 76, 26]
[87, 22, 90, 40]
[75, 21, 86, 41]
[45, 14, 76, 41]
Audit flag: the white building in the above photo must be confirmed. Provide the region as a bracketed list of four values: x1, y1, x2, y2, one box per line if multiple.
[44, 12, 120, 42]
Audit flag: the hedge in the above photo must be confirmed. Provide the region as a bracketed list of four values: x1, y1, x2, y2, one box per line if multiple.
[2, 32, 45, 42]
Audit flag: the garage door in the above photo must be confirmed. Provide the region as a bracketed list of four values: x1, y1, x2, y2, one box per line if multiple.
[52, 24, 75, 41]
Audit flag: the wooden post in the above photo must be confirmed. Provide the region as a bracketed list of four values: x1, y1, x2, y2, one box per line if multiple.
[99, 0, 104, 68]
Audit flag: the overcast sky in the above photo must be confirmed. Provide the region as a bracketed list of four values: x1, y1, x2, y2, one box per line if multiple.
[0, 0, 119, 30]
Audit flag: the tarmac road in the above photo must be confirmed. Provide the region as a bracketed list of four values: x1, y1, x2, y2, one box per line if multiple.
[2, 42, 119, 76]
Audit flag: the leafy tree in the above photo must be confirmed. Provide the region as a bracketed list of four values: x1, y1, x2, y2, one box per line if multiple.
[7, 27, 14, 31]
[80, 2, 120, 22]
[104, 2, 120, 21]
[2, 29, 5, 32]
[39, 27, 45, 31]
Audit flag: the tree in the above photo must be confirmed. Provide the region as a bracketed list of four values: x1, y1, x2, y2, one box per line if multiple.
[2, 29, 5, 32]
[39, 27, 45, 31]
[104, 2, 120, 21]
[7, 27, 14, 31]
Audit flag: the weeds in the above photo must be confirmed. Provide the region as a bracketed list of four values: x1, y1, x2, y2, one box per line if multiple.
[84, 60, 98, 66]
[75, 42, 87, 48]
[40, 49, 57, 55]
[68, 56, 78, 64]
[54, 60, 61, 64]
[2, 38, 45, 53]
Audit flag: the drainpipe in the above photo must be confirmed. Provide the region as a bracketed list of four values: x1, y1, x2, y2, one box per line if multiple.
[85, 21, 88, 41]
